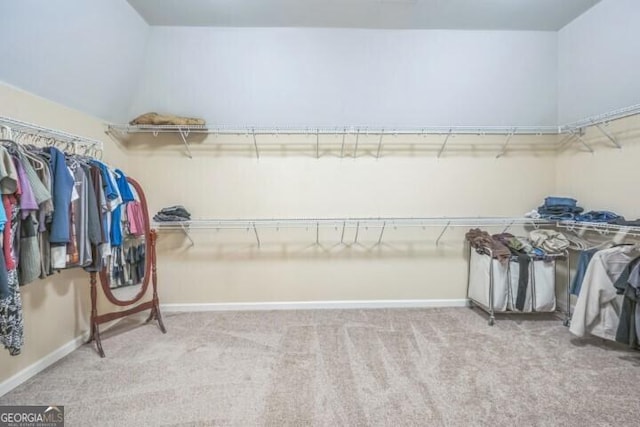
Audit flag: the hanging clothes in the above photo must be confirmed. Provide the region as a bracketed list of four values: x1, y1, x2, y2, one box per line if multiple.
[570, 248, 598, 296]
[614, 259, 640, 348]
[0, 196, 24, 355]
[0, 137, 141, 355]
[570, 246, 640, 341]
[46, 147, 74, 244]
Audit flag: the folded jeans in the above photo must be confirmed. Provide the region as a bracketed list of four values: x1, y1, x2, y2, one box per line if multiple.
[543, 196, 577, 208]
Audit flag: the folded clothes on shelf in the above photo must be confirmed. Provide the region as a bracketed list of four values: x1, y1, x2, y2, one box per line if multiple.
[536, 196, 584, 220]
[607, 217, 640, 227]
[543, 196, 578, 207]
[153, 205, 191, 222]
[574, 210, 620, 222]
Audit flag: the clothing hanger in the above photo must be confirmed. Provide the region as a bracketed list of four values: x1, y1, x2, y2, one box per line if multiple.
[19, 136, 46, 171]
[0, 138, 22, 154]
[0, 124, 12, 140]
[8, 133, 46, 171]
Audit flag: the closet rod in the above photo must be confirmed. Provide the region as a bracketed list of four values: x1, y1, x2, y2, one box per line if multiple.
[0, 116, 104, 151]
[152, 217, 551, 230]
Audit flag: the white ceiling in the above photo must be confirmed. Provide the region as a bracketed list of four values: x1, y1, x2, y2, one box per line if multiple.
[127, 0, 601, 31]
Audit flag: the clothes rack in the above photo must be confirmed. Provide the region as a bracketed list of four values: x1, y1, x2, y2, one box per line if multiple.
[0, 116, 103, 158]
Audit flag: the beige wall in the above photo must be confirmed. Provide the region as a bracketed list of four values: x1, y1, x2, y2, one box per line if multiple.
[0, 84, 135, 385]
[556, 115, 640, 216]
[127, 134, 557, 304]
[554, 115, 640, 306]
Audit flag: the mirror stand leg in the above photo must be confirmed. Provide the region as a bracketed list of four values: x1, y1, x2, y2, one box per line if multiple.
[93, 323, 106, 358]
[145, 301, 167, 334]
[87, 322, 95, 343]
[154, 302, 167, 334]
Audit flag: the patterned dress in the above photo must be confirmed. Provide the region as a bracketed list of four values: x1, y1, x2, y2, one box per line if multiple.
[0, 198, 24, 355]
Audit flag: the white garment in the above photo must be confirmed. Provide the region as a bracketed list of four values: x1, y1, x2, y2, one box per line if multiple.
[68, 166, 79, 202]
[50, 246, 67, 269]
[97, 177, 112, 260]
[570, 246, 639, 340]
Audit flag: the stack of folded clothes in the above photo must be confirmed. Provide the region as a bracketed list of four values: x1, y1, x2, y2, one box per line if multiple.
[609, 217, 640, 226]
[574, 210, 620, 223]
[537, 196, 584, 220]
[153, 205, 191, 222]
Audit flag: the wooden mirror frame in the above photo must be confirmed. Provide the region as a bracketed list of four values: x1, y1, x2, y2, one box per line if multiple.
[87, 177, 166, 357]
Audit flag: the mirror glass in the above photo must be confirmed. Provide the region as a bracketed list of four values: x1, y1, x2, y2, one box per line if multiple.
[99, 177, 151, 305]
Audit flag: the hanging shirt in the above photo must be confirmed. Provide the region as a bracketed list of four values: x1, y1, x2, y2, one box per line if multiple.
[110, 205, 123, 247]
[0, 146, 18, 196]
[97, 172, 112, 261]
[36, 158, 54, 233]
[114, 169, 135, 202]
[106, 169, 122, 211]
[15, 151, 51, 207]
[570, 246, 640, 341]
[91, 161, 121, 205]
[46, 147, 75, 243]
[83, 165, 101, 245]
[12, 157, 38, 219]
[127, 201, 145, 236]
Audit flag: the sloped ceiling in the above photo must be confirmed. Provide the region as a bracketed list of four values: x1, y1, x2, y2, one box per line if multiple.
[0, 0, 149, 123]
[0, 0, 602, 124]
[127, 0, 600, 31]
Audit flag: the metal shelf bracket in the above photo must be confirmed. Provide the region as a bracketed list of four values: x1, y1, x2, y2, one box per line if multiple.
[435, 221, 451, 246]
[177, 128, 193, 159]
[496, 129, 516, 158]
[437, 129, 453, 159]
[592, 121, 621, 149]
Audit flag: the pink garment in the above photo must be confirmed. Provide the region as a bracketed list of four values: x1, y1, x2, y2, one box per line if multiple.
[3, 195, 16, 270]
[126, 201, 145, 236]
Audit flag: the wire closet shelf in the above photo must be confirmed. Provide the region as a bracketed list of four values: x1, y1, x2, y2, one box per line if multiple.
[108, 103, 640, 158]
[153, 217, 640, 247]
[0, 116, 104, 156]
[153, 216, 553, 246]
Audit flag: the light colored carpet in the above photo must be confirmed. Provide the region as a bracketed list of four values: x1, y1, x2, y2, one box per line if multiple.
[1, 307, 639, 426]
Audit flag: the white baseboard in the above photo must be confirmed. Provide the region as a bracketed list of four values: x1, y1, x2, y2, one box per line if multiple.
[0, 333, 88, 397]
[161, 299, 470, 313]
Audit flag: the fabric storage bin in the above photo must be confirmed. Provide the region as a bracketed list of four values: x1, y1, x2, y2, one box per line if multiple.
[507, 258, 556, 312]
[531, 259, 556, 312]
[468, 250, 509, 311]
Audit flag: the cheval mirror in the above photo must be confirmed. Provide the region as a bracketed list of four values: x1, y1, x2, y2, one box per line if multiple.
[87, 177, 166, 357]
